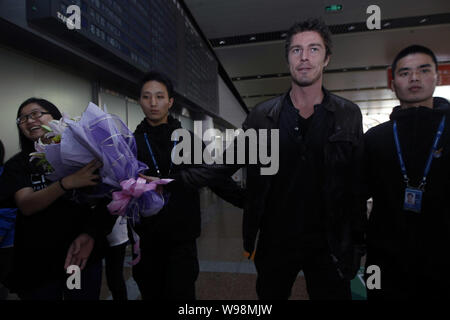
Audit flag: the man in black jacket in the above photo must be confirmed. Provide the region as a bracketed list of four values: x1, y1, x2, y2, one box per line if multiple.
[132, 71, 243, 300]
[364, 45, 450, 299]
[179, 18, 366, 300]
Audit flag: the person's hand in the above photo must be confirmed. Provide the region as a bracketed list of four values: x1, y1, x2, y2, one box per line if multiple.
[138, 173, 163, 193]
[138, 173, 160, 182]
[64, 233, 95, 270]
[62, 159, 102, 190]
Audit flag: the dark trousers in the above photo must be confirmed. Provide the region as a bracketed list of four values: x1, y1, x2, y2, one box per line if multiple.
[0, 247, 14, 300]
[17, 260, 103, 300]
[366, 253, 450, 300]
[254, 242, 351, 300]
[105, 242, 128, 300]
[132, 240, 199, 300]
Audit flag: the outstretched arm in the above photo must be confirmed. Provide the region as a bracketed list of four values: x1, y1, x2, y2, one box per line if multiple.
[209, 174, 245, 209]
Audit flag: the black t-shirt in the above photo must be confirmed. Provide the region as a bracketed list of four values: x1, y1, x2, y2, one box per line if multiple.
[0, 151, 104, 291]
[261, 93, 330, 247]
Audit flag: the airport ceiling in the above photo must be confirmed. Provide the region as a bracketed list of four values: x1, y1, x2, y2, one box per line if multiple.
[184, 0, 450, 113]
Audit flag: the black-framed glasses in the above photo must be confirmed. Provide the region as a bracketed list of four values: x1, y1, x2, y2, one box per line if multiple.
[16, 111, 51, 125]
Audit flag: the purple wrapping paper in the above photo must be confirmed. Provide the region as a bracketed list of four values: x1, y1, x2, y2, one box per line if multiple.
[45, 102, 148, 187]
[40, 103, 171, 220]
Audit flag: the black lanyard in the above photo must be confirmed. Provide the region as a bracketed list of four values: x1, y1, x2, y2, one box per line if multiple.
[393, 115, 445, 189]
[143, 133, 177, 177]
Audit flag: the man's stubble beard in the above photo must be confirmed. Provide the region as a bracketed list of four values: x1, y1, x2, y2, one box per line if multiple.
[291, 71, 322, 88]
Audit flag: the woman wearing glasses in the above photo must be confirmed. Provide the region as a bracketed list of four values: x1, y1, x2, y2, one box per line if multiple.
[0, 98, 111, 300]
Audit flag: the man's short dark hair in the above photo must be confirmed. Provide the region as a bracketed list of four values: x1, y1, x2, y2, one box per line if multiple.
[391, 45, 438, 79]
[284, 18, 333, 61]
[139, 71, 174, 98]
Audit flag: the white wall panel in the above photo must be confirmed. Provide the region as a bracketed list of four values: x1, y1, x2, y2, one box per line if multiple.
[99, 91, 127, 124]
[127, 100, 144, 133]
[218, 76, 247, 128]
[0, 46, 91, 160]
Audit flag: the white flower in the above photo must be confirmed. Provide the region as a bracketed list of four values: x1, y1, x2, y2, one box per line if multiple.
[47, 117, 68, 136]
[29, 152, 45, 162]
[34, 138, 46, 152]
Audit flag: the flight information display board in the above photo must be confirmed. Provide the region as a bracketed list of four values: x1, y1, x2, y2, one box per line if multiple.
[26, 0, 219, 114]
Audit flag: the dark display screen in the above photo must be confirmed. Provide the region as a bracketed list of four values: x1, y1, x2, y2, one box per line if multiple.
[26, 0, 218, 114]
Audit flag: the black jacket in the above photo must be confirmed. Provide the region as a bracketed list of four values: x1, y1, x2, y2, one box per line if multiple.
[178, 89, 367, 280]
[364, 97, 450, 276]
[133, 116, 243, 246]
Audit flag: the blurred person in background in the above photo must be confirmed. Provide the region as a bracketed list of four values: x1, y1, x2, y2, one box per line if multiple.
[0, 139, 17, 300]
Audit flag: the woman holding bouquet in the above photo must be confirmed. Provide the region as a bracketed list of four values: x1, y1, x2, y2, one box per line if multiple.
[0, 98, 112, 300]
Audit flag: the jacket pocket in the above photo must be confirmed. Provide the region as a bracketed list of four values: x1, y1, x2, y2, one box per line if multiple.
[325, 131, 356, 170]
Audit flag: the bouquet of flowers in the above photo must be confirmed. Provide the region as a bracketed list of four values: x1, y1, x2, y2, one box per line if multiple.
[30, 102, 172, 223]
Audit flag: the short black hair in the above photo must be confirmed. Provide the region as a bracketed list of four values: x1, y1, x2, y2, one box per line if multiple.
[139, 71, 174, 98]
[392, 45, 438, 78]
[16, 98, 62, 153]
[284, 18, 333, 61]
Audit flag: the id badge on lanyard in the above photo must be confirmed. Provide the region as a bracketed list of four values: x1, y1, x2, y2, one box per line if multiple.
[403, 187, 423, 213]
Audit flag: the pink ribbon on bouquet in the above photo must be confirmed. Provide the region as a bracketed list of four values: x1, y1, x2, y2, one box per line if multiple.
[107, 177, 173, 265]
[107, 177, 154, 216]
[130, 230, 141, 266]
[107, 177, 172, 216]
